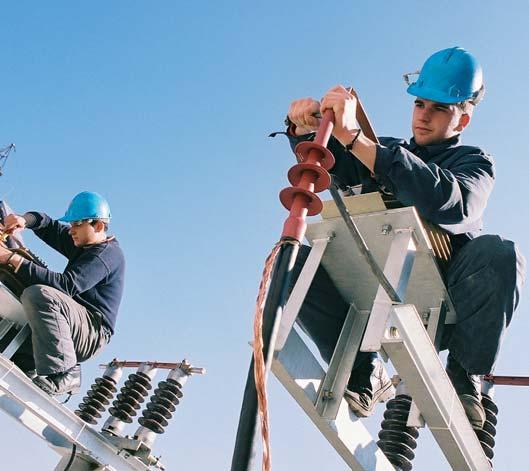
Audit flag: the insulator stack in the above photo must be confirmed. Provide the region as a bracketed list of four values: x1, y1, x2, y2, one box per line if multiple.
[279, 111, 335, 242]
[75, 364, 122, 424]
[377, 394, 419, 471]
[134, 367, 189, 448]
[109, 371, 152, 422]
[477, 394, 498, 467]
[138, 378, 183, 433]
[102, 364, 158, 437]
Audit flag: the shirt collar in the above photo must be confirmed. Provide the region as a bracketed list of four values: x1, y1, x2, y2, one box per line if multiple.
[408, 134, 461, 156]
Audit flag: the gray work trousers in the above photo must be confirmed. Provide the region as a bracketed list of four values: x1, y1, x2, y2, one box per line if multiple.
[18, 284, 110, 375]
[291, 234, 526, 377]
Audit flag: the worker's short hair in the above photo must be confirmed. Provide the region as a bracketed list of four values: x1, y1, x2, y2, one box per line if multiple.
[456, 100, 474, 113]
[90, 219, 109, 232]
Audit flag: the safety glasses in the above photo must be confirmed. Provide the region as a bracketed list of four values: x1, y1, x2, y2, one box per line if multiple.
[403, 70, 421, 86]
[70, 219, 94, 227]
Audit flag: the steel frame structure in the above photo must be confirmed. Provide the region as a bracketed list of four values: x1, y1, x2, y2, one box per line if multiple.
[272, 199, 491, 470]
[0, 282, 167, 470]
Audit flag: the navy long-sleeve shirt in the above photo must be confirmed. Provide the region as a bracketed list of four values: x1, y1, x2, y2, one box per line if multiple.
[15, 212, 125, 333]
[287, 132, 495, 251]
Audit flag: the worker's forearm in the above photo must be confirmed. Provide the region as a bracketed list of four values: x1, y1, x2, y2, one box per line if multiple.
[348, 133, 377, 173]
[334, 129, 378, 173]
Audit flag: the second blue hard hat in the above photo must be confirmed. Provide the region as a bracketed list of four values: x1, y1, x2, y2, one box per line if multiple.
[406, 47, 484, 105]
[59, 191, 112, 222]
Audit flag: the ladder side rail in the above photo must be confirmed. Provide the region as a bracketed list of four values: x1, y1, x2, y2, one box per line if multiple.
[382, 304, 490, 470]
[2, 323, 30, 358]
[275, 237, 330, 352]
[407, 302, 447, 428]
[272, 329, 395, 471]
[315, 307, 370, 419]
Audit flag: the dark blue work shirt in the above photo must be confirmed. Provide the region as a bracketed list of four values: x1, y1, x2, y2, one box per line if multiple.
[15, 212, 125, 334]
[288, 133, 495, 251]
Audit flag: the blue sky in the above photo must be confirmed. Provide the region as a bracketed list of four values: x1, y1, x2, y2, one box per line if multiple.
[1, 1, 528, 469]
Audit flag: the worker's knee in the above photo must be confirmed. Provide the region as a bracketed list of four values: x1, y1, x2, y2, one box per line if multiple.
[20, 284, 59, 310]
[473, 235, 518, 271]
[450, 235, 519, 282]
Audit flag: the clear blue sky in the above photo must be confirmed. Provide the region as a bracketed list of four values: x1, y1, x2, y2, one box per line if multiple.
[1, 1, 528, 469]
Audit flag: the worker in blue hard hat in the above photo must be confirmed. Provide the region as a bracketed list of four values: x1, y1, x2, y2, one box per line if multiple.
[283, 47, 525, 429]
[0, 191, 125, 395]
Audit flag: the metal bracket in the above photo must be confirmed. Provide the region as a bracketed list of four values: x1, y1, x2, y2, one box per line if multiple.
[315, 307, 370, 420]
[361, 228, 417, 352]
[275, 236, 331, 351]
[2, 323, 30, 359]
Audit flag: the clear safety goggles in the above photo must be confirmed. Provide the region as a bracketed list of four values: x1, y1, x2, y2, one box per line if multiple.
[403, 70, 421, 86]
[70, 219, 94, 227]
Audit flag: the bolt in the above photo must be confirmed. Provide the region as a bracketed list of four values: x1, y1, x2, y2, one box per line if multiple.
[381, 224, 392, 235]
[389, 326, 399, 338]
[322, 389, 334, 400]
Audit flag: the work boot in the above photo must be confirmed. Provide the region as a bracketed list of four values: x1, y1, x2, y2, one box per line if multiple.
[344, 357, 395, 417]
[24, 369, 37, 380]
[446, 355, 485, 430]
[33, 364, 81, 396]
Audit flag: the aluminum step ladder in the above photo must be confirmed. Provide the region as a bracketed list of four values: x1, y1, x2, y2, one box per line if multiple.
[271, 193, 490, 470]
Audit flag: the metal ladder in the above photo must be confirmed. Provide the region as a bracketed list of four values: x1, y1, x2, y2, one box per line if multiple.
[271, 196, 490, 470]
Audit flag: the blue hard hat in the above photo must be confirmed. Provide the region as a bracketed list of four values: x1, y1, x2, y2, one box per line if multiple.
[406, 47, 484, 105]
[59, 191, 112, 222]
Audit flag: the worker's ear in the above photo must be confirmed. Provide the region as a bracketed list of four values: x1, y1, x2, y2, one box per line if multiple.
[93, 220, 106, 233]
[455, 112, 471, 132]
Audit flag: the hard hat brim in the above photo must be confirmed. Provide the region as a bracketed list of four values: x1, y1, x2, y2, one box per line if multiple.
[407, 83, 470, 105]
[58, 215, 111, 223]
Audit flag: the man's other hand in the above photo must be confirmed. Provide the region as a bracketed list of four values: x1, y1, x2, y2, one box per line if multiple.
[3, 214, 26, 234]
[287, 98, 321, 136]
[320, 85, 359, 146]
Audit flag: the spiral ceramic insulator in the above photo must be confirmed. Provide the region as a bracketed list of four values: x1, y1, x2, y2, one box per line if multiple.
[76, 376, 118, 424]
[477, 394, 497, 467]
[138, 377, 184, 434]
[108, 371, 152, 423]
[377, 394, 419, 471]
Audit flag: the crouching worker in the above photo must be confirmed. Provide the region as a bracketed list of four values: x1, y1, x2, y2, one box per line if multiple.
[0, 191, 125, 395]
[284, 47, 525, 428]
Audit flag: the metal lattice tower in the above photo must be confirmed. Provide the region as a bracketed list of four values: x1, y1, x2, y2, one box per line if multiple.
[0, 143, 15, 176]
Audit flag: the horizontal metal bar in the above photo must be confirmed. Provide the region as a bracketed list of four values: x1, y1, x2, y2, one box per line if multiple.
[483, 375, 529, 386]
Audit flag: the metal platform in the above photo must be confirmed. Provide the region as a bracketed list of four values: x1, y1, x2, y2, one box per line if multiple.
[272, 196, 490, 470]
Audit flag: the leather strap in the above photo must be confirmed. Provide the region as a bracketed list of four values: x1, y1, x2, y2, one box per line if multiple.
[348, 87, 379, 144]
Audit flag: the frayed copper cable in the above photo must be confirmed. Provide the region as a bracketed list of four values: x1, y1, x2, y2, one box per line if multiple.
[253, 241, 283, 471]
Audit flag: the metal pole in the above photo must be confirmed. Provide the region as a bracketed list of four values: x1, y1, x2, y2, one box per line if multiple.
[483, 375, 529, 386]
